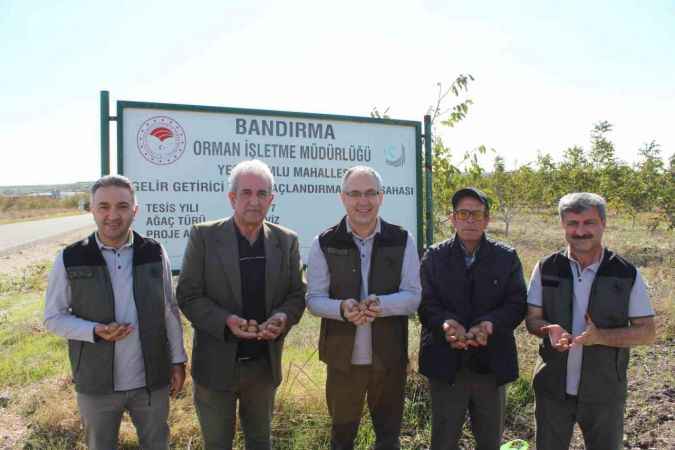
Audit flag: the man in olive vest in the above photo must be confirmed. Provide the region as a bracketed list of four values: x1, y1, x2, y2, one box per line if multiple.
[44, 175, 187, 450]
[306, 166, 421, 450]
[526, 192, 656, 450]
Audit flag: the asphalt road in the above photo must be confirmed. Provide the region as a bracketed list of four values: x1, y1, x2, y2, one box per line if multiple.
[0, 214, 94, 254]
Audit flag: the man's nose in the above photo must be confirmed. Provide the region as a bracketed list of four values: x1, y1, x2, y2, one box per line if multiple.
[357, 194, 371, 205]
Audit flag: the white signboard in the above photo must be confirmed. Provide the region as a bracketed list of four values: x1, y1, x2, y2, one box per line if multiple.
[118, 102, 421, 270]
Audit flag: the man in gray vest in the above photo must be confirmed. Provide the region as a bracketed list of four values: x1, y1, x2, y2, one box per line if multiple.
[44, 175, 187, 450]
[306, 165, 421, 450]
[177, 159, 306, 450]
[526, 192, 656, 450]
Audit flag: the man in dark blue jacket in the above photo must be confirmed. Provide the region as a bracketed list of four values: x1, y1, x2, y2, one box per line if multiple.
[418, 187, 527, 450]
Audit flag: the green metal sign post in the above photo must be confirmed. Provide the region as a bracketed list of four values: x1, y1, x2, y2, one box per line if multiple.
[100, 91, 110, 176]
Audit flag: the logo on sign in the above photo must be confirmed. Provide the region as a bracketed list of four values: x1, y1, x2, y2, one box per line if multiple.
[384, 144, 405, 167]
[137, 116, 187, 165]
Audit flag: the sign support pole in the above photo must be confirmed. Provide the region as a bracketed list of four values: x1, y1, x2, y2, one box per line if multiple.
[100, 90, 110, 176]
[424, 114, 433, 248]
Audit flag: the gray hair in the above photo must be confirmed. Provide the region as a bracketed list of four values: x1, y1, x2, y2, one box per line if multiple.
[341, 166, 383, 192]
[91, 175, 136, 203]
[228, 159, 274, 193]
[558, 192, 607, 222]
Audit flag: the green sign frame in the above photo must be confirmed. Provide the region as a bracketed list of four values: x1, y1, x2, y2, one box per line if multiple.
[102, 92, 430, 251]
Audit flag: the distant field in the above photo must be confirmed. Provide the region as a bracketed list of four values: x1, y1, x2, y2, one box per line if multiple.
[0, 195, 87, 225]
[0, 211, 672, 449]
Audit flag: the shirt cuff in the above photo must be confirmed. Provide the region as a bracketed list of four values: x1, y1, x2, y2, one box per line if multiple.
[339, 301, 347, 321]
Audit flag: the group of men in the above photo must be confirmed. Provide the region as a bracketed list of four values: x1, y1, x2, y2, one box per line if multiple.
[45, 159, 655, 450]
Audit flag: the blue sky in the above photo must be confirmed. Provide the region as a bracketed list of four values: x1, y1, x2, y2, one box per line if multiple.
[1, 0, 674, 185]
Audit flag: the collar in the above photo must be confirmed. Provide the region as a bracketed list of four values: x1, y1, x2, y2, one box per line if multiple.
[452, 233, 486, 256]
[564, 246, 605, 273]
[346, 217, 381, 241]
[458, 237, 482, 258]
[233, 221, 264, 245]
[95, 231, 134, 251]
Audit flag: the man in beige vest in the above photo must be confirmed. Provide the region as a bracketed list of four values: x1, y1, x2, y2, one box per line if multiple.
[306, 166, 421, 450]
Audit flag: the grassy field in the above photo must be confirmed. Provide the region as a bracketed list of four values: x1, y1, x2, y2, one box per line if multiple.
[0, 195, 87, 225]
[0, 211, 672, 449]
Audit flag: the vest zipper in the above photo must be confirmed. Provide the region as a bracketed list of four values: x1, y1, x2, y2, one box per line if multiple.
[102, 264, 116, 392]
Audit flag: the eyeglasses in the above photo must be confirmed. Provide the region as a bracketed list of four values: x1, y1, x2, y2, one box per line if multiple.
[453, 209, 486, 221]
[344, 190, 380, 199]
[238, 189, 270, 199]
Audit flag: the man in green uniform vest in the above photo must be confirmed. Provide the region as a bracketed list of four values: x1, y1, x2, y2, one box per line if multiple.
[306, 165, 421, 450]
[526, 192, 656, 450]
[44, 175, 187, 450]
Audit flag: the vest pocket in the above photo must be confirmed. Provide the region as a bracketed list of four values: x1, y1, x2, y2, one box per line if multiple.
[66, 268, 94, 279]
[533, 342, 567, 398]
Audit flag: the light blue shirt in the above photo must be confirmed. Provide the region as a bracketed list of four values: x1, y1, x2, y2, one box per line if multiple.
[306, 219, 422, 365]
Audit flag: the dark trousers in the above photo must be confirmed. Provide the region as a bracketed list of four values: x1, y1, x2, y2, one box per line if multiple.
[535, 392, 625, 450]
[429, 369, 506, 450]
[326, 364, 406, 450]
[193, 357, 276, 450]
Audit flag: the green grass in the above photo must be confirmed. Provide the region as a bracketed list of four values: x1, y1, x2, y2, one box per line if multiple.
[0, 292, 69, 388]
[0, 261, 51, 295]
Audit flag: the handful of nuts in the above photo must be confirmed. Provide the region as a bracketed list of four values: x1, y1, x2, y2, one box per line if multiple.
[359, 295, 381, 323]
[238, 319, 261, 334]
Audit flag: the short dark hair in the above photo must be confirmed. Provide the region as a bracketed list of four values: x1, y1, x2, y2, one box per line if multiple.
[91, 175, 136, 203]
[451, 187, 490, 213]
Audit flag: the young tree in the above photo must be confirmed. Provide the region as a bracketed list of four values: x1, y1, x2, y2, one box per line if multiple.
[425, 74, 475, 237]
[558, 146, 594, 194]
[489, 156, 515, 236]
[661, 153, 675, 229]
[589, 121, 622, 205]
[533, 151, 561, 206]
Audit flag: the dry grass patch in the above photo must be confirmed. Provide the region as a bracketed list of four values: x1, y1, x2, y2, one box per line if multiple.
[0, 211, 672, 449]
